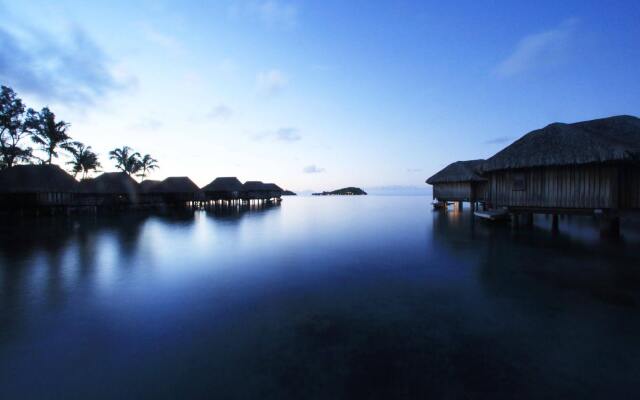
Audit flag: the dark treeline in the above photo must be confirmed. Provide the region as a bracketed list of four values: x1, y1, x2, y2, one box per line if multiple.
[0, 85, 158, 180]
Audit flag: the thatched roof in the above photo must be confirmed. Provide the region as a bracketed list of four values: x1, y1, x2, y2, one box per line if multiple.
[202, 177, 243, 192]
[139, 180, 161, 193]
[241, 181, 267, 191]
[81, 172, 139, 194]
[263, 183, 283, 192]
[482, 115, 640, 172]
[154, 177, 201, 193]
[0, 164, 79, 193]
[426, 160, 486, 184]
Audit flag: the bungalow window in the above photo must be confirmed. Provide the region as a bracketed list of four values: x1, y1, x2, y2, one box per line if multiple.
[512, 173, 526, 191]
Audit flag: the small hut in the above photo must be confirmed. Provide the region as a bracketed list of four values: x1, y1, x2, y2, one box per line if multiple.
[202, 177, 243, 201]
[481, 115, 640, 213]
[241, 181, 270, 201]
[139, 180, 162, 204]
[263, 183, 284, 200]
[152, 177, 202, 204]
[0, 164, 78, 212]
[80, 172, 140, 207]
[426, 160, 487, 210]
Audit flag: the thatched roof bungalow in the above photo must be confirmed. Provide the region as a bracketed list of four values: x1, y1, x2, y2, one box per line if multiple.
[202, 177, 243, 200]
[481, 115, 640, 211]
[80, 172, 140, 205]
[263, 183, 284, 199]
[152, 177, 202, 203]
[0, 164, 78, 208]
[426, 160, 487, 203]
[240, 181, 270, 200]
[139, 180, 161, 193]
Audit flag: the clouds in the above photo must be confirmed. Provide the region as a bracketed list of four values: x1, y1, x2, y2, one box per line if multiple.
[0, 24, 132, 106]
[230, 1, 298, 30]
[495, 18, 579, 78]
[256, 69, 288, 95]
[254, 127, 301, 142]
[303, 164, 325, 174]
[207, 104, 233, 120]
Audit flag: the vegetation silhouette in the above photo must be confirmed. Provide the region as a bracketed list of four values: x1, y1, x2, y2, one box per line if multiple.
[1, 85, 159, 182]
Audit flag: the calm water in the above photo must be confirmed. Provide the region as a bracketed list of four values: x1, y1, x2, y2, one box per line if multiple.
[1, 197, 639, 399]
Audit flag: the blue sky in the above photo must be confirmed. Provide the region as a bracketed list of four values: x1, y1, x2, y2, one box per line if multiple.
[1, 1, 639, 191]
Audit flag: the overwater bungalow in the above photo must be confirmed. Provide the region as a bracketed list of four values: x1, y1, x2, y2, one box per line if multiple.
[426, 160, 487, 210]
[80, 172, 140, 207]
[480, 115, 640, 232]
[263, 183, 284, 200]
[241, 181, 270, 201]
[138, 180, 163, 204]
[202, 177, 243, 201]
[0, 164, 78, 214]
[153, 177, 202, 205]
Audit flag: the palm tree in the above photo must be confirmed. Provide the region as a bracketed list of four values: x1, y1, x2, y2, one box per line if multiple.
[136, 154, 159, 181]
[0, 86, 34, 168]
[109, 146, 141, 176]
[30, 107, 72, 164]
[67, 141, 101, 179]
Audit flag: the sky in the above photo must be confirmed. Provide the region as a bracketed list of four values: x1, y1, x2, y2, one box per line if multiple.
[1, 1, 639, 192]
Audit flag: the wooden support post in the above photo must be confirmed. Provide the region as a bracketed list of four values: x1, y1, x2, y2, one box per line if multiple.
[524, 213, 533, 228]
[551, 214, 559, 233]
[599, 216, 620, 238]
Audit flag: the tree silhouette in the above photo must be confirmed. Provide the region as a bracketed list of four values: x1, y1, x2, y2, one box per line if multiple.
[30, 107, 73, 164]
[67, 141, 101, 179]
[0, 86, 35, 168]
[136, 154, 159, 181]
[109, 146, 141, 176]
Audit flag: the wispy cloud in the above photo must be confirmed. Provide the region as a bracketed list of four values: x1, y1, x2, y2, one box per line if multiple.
[207, 104, 233, 120]
[406, 168, 422, 173]
[229, 1, 298, 30]
[0, 24, 133, 106]
[139, 22, 183, 54]
[483, 136, 513, 145]
[495, 18, 579, 78]
[256, 69, 288, 95]
[303, 164, 325, 174]
[254, 127, 301, 142]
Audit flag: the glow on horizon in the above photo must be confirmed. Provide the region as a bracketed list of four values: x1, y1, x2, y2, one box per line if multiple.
[1, 1, 639, 191]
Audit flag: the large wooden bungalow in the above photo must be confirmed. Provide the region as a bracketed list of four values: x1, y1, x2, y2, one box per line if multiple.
[426, 160, 487, 210]
[79, 172, 140, 207]
[152, 177, 202, 205]
[480, 115, 640, 233]
[0, 164, 79, 214]
[481, 116, 640, 211]
[202, 177, 243, 201]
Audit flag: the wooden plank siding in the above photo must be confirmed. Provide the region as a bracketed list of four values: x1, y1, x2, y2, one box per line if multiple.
[433, 182, 487, 202]
[487, 164, 632, 210]
[621, 164, 640, 209]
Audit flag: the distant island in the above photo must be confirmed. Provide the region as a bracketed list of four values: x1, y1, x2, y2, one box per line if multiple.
[312, 187, 367, 196]
[282, 190, 297, 196]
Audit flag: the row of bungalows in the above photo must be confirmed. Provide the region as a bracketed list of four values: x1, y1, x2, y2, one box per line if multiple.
[427, 115, 640, 233]
[0, 166, 285, 215]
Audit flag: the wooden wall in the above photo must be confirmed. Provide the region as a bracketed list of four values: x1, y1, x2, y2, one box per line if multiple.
[433, 182, 471, 201]
[621, 165, 640, 209]
[487, 165, 623, 210]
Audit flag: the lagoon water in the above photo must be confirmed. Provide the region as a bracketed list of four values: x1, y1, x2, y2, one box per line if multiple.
[1, 196, 639, 399]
